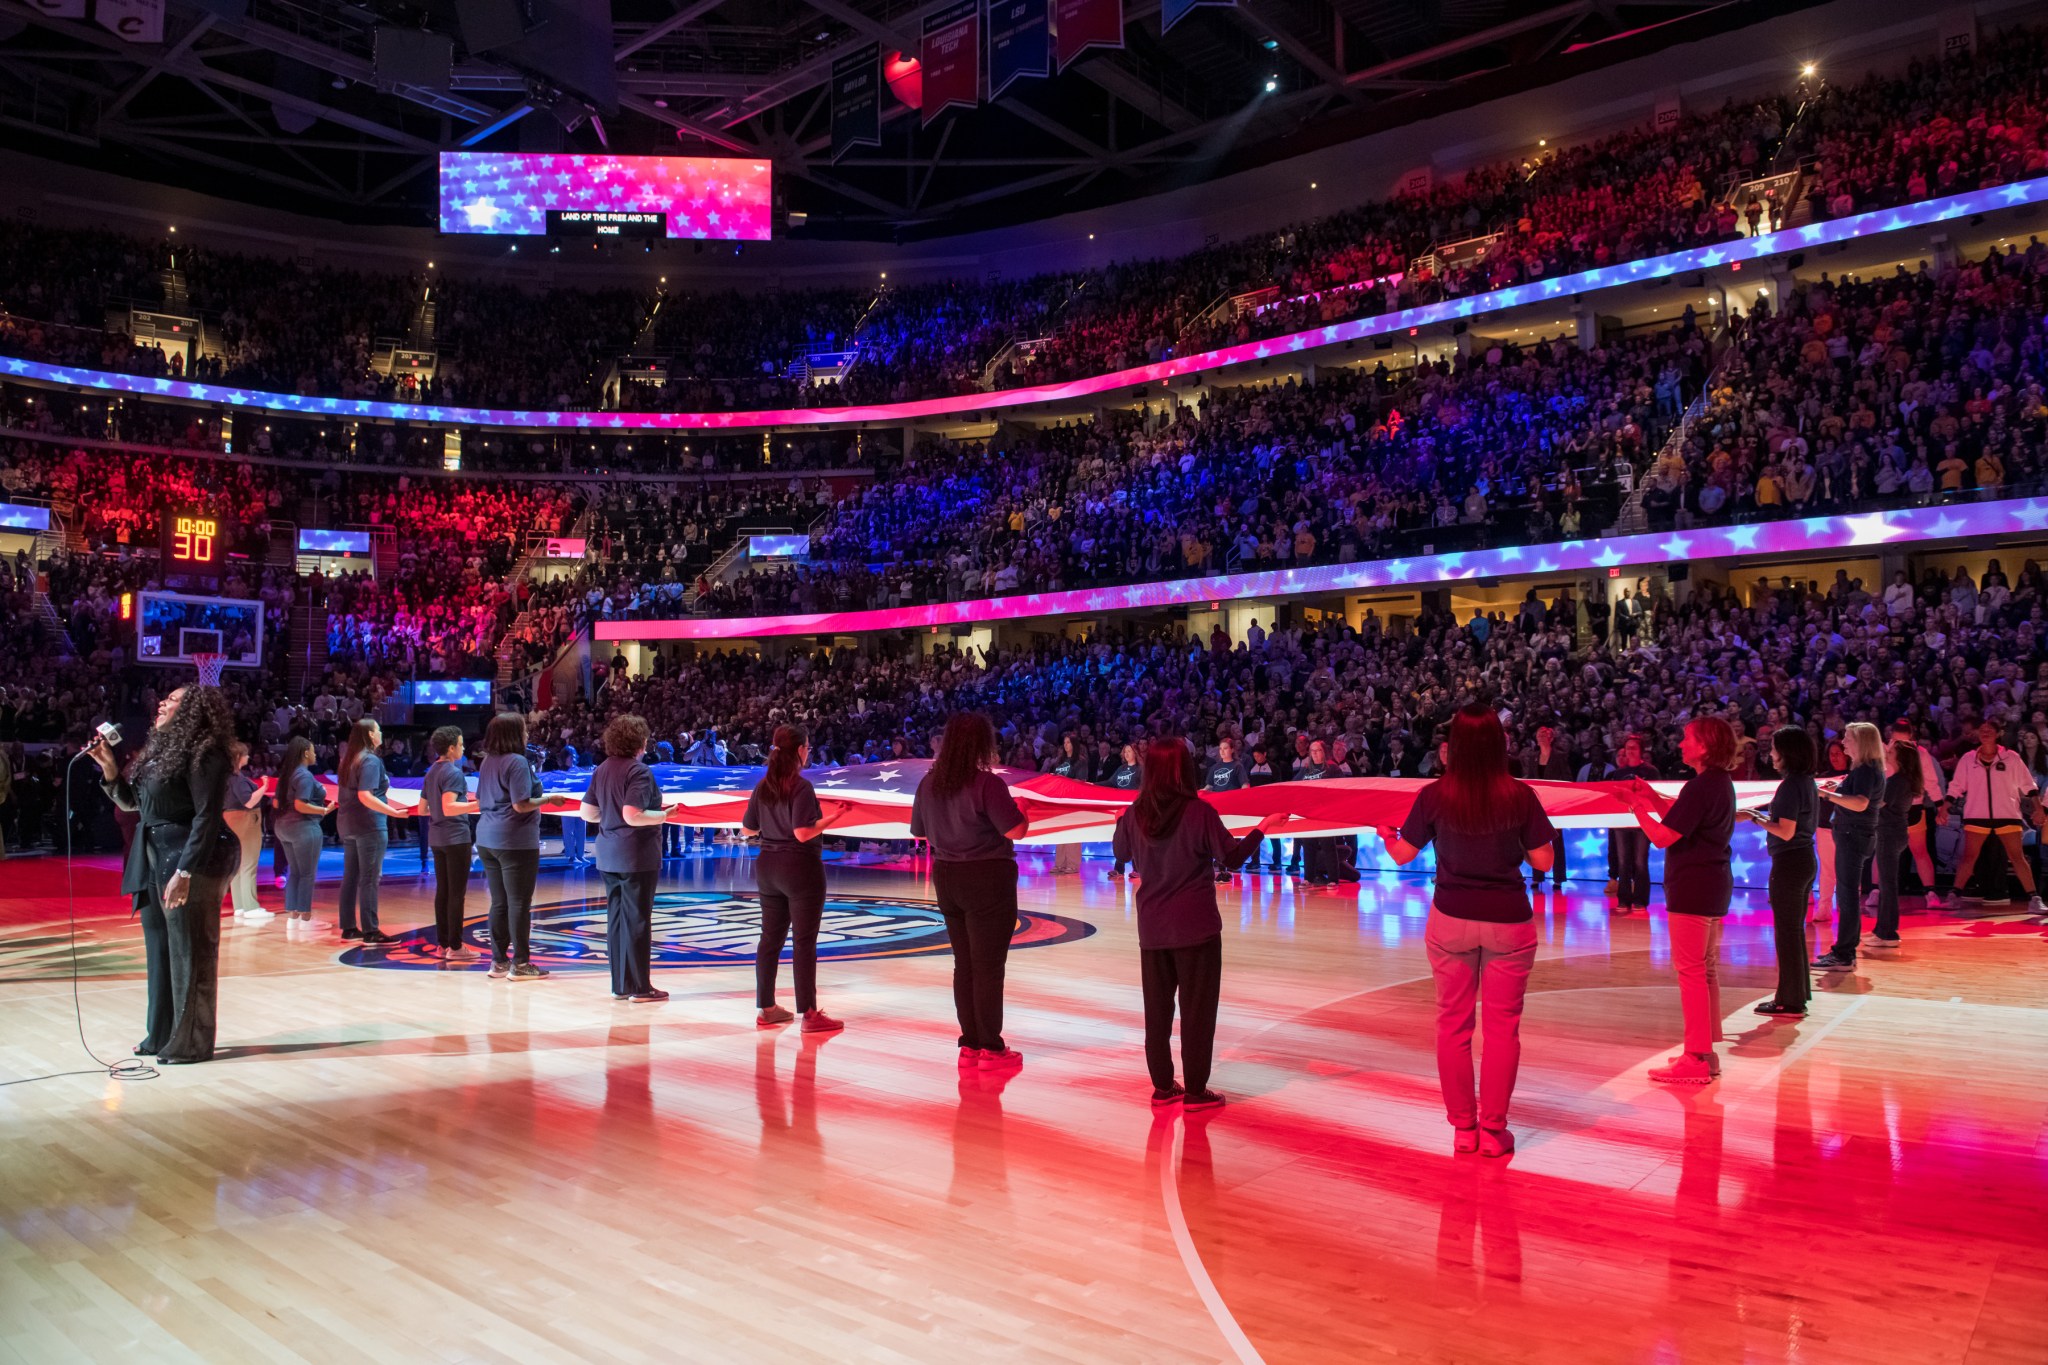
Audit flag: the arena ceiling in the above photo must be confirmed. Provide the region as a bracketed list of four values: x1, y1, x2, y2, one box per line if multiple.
[0, 0, 1785, 239]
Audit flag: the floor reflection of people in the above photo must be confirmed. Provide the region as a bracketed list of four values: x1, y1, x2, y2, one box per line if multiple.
[754, 1034, 826, 1198]
[948, 1065, 1014, 1207]
[1434, 1162, 1524, 1293]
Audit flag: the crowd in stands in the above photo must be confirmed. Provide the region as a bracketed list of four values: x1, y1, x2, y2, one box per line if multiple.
[7, 30, 2048, 414]
[534, 559, 2048, 829]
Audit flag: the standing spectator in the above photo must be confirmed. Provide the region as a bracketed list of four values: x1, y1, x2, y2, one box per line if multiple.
[271, 736, 333, 935]
[1112, 737, 1278, 1109]
[1625, 716, 1739, 1085]
[1202, 736, 1250, 884]
[1376, 705, 1557, 1157]
[1891, 718, 1945, 907]
[1939, 719, 2045, 912]
[1107, 741, 1141, 879]
[1811, 722, 1885, 973]
[1050, 732, 1092, 875]
[1530, 725, 1573, 888]
[422, 726, 479, 961]
[1868, 734, 1922, 951]
[337, 719, 405, 945]
[1749, 728, 1818, 1017]
[579, 714, 670, 1003]
[224, 741, 270, 922]
[743, 725, 850, 1031]
[1607, 735, 1659, 912]
[477, 713, 548, 980]
[910, 712, 1029, 1069]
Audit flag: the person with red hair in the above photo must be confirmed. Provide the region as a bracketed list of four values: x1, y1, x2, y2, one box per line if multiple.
[1626, 715, 1739, 1084]
[1377, 705, 1557, 1158]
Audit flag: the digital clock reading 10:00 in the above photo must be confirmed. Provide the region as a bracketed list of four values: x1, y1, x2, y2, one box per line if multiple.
[163, 512, 220, 566]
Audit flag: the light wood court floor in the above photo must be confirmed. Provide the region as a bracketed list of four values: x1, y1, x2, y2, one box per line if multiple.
[3, 852, 2046, 1364]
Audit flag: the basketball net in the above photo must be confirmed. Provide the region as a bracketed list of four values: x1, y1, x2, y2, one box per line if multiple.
[192, 653, 226, 687]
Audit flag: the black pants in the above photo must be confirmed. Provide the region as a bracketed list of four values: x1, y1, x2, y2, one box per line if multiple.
[932, 858, 1017, 1051]
[1141, 935, 1223, 1093]
[1829, 826, 1875, 960]
[161, 871, 226, 1062]
[1873, 826, 1908, 939]
[478, 845, 539, 966]
[756, 849, 825, 1011]
[135, 883, 175, 1053]
[1767, 846, 1816, 1010]
[431, 844, 470, 948]
[1613, 829, 1651, 907]
[1547, 831, 1568, 884]
[604, 869, 658, 995]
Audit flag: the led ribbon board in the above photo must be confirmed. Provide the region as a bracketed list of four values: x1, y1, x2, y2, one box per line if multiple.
[8, 177, 2047, 429]
[594, 497, 2048, 640]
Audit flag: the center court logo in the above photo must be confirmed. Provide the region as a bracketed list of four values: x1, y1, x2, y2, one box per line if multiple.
[343, 890, 1095, 971]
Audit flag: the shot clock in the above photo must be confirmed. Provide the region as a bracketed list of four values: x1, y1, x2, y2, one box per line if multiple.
[160, 508, 227, 579]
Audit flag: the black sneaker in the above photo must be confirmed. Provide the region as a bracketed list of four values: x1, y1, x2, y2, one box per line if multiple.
[1753, 1000, 1806, 1016]
[1151, 1084, 1185, 1106]
[339, 928, 364, 941]
[509, 963, 549, 981]
[1810, 953, 1855, 971]
[1183, 1089, 1226, 1111]
[487, 961, 510, 979]
[361, 930, 395, 945]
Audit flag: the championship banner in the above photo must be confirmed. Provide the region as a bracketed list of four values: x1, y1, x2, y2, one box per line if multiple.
[1052, 0, 1121, 70]
[1160, 0, 1230, 33]
[367, 760, 1782, 841]
[920, 0, 981, 125]
[831, 43, 882, 162]
[987, 0, 1051, 99]
[95, 0, 165, 42]
[25, 0, 88, 17]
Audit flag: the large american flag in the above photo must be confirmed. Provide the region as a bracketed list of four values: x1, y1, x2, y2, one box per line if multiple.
[347, 761, 1782, 842]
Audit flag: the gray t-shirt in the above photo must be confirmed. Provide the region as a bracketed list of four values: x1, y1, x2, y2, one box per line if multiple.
[422, 759, 473, 848]
[336, 751, 388, 838]
[745, 775, 824, 855]
[910, 769, 1024, 863]
[586, 757, 663, 874]
[475, 752, 541, 850]
[273, 766, 326, 836]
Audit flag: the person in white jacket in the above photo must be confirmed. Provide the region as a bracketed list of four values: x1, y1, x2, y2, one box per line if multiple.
[1939, 720, 2045, 911]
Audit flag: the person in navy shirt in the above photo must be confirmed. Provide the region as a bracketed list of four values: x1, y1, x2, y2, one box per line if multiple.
[270, 736, 333, 932]
[336, 719, 407, 944]
[421, 726, 478, 961]
[477, 713, 548, 980]
[580, 714, 670, 1003]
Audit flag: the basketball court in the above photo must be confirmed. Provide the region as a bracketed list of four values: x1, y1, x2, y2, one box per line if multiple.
[4, 850, 2045, 1363]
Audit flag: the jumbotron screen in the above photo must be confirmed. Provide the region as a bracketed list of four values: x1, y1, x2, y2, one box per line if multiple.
[437, 153, 772, 239]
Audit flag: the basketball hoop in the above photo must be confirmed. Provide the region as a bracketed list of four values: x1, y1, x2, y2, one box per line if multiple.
[192, 653, 226, 687]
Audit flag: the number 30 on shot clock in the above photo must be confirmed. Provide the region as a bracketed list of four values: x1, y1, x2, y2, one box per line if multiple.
[163, 511, 219, 566]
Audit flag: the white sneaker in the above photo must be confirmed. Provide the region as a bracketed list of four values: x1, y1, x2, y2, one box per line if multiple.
[244, 908, 275, 922]
[2030, 895, 2045, 915]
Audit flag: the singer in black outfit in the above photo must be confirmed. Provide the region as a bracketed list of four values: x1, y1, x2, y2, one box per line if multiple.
[743, 724, 851, 1032]
[86, 684, 239, 1065]
[1112, 738, 1280, 1108]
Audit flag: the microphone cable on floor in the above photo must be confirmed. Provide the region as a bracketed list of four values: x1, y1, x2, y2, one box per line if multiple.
[0, 750, 158, 1088]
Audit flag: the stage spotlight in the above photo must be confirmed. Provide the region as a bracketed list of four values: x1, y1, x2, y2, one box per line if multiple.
[1801, 62, 1817, 77]
[1264, 76, 1279, 93]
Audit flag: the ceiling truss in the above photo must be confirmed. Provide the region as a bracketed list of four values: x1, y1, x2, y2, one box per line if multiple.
[0, 0, 1743, 237]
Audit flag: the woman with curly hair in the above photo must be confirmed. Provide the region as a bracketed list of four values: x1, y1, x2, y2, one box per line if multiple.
[85, 683, 240, 1064]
